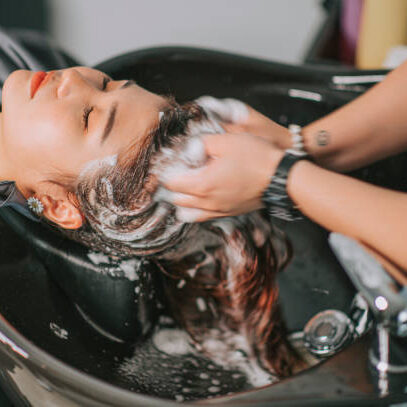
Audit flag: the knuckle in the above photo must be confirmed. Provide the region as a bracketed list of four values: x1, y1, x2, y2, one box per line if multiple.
[222, 203, 232, 212]
[197, 183, 211, 196]
[206, 201, 218, 212]
[195, 184, 207, 196]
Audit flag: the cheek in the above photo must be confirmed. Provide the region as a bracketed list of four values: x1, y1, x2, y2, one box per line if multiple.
[3, 107, 75, 173]
[2, 70, 30, 106]
[2, 71, 31, 131]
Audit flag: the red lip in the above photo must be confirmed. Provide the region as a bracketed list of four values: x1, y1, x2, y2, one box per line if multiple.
[30, 71, 55, 98]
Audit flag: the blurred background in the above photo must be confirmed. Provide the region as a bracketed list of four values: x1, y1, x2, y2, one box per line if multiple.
[3, 0, 407, 69]
[0, 0, 326, 66]
[2, 0, 407, 70]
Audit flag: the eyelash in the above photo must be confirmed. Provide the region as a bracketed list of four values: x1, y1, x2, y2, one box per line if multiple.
[82, 106, 94, 130]
[102, 76, 110, 90]
[82, 77, 111, 130]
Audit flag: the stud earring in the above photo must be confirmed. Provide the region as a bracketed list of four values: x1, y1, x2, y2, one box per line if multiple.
[27, 197, 44, 215]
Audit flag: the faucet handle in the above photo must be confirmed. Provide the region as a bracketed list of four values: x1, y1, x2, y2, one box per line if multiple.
[329, 233, 407, 337]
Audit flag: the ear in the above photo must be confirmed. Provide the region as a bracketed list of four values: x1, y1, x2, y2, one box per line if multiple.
[40, 194, 83, 230]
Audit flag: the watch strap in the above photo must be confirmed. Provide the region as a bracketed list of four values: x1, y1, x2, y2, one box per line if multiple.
[262, 150, 310, 221]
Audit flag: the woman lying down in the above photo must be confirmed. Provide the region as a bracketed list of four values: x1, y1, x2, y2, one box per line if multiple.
[0, 67, 303, 396]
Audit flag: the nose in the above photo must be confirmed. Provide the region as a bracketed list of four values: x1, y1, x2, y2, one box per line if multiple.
[57, 69, 87, 98]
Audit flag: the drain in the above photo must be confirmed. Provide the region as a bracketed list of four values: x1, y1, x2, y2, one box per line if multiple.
[304, 310, 355, 357]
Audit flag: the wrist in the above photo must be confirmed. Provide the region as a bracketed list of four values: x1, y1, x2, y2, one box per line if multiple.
[301, 122, 338, 165]
[286, 159, 314, 202]
[262, 149, 312, 221]
[277, 124, 313, 156]
[260, 147, 284, 194]
[275, 127, 292, 150]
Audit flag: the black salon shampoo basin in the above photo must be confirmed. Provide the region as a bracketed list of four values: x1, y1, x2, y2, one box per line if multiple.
[0, 47, 407, 406]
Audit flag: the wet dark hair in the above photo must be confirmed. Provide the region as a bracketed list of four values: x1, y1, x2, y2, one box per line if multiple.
[56, 98, 300, 377]
[61, 97, 199, 256]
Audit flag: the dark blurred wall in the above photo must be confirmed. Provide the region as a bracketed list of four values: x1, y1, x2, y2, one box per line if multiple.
[0, 0, 49, 32]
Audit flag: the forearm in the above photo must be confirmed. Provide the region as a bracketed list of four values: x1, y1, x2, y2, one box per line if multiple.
[298, 61, 407, 172]
[287, 161, 407, 271]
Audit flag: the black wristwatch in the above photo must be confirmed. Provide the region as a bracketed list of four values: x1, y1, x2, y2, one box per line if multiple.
[261, 149, 310, 221]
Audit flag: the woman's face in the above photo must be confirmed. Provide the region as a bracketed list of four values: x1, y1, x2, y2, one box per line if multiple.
[1, 67, 167, 195]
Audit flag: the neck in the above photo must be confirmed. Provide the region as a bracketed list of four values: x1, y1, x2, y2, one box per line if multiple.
[0, 113, 12, 182]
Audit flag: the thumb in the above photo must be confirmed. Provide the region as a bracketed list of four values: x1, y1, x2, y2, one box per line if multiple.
[201, 133, 232, 156]
[160, 166, 207, 194]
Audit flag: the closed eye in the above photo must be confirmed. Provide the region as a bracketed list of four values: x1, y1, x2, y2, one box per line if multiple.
[83, 106, 94, 130]
[82, 77, 111, 131]
[102, 76, 110, 90]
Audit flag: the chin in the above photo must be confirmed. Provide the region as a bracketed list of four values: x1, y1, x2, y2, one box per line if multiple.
[2, 69, 31, 108]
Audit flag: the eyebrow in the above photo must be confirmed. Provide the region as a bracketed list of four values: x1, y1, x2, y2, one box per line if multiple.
[121, 79, 136, 89]
[100, 80, 136, 144]
[101, 102, 118, 144]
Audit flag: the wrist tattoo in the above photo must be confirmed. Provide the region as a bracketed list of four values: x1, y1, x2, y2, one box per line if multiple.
[315, 130, 330, 146]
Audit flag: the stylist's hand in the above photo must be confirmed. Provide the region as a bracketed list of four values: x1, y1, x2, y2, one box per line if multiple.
[224, 107, 292, 149]
[197, 96, 292, 149]
[161, 133, 284, 223]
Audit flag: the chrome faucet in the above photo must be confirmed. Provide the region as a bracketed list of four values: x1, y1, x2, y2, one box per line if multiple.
[329, 233, 407, 396]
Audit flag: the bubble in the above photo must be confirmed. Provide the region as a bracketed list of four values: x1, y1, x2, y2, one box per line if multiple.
[196, 297, 207, 312]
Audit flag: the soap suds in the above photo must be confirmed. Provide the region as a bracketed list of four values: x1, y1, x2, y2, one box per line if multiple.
[153, 329, 193, 356]
[119, 259, 142, 281]
[87, 251, 110, 265]
[151, 324, 275, 389]
[196, 96, 249, 124]
[118, 319, 256, 402]
[79, 154, 118, 178]
[177, 279, 186, 289]
[196, 297, 207, 312]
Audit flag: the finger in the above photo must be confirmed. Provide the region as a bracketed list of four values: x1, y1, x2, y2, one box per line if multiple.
[161, 161, 220, 196]
[222, 123, 247, 134]
[159, 166, 204, 193]
[155, 187, 202, 207]
[172, 193, 228, 212]
[169, 191, 204, 207]
[200, 133, 237, 156]
[175, 206, 227, 223]
[154, 186, 187, 203]
[155, 187, 230, 215]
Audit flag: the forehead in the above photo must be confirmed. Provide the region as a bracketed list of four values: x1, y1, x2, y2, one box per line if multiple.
[73, 66, 106, 78]
[100, 83, 168, 157]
